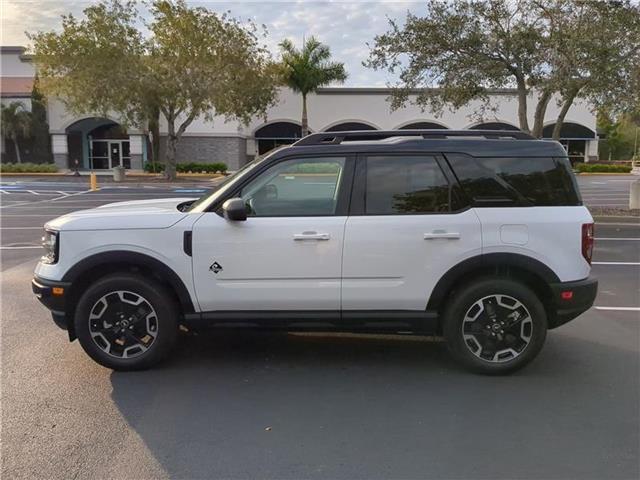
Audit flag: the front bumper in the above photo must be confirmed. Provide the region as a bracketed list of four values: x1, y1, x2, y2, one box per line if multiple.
[32, 275, 73, 336]
[548, 276, 598, 329]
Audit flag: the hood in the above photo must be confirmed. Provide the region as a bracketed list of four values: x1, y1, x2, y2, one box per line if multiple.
[45, 197, 198, 231]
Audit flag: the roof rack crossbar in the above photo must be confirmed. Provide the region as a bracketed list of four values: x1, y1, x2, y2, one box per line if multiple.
[294, 129, 534, 146]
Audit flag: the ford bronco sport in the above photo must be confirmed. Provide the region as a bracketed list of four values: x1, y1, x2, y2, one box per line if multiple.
[33, 130, 597, 374]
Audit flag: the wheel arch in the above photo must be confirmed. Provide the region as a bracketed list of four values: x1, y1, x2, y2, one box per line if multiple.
[427, 253, 559, 319]
[62, 251, 195, 337]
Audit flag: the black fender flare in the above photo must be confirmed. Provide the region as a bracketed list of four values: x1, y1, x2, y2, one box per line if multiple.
[426, 253, 560, 310]
[62, 250, 196, 313]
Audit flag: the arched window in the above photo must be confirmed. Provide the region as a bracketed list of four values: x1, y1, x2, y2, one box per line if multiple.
[398, 122, 448, 130]
[542, 122, 596, 164]
[254, 122, 303, 155]
[470, 122, 520, 131]
[324, 122, 377, 132]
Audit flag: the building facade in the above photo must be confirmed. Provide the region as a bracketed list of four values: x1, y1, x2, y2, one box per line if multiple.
[2, 46, 600, 171]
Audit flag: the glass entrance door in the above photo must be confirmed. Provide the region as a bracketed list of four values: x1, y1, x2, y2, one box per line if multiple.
[109, 141, 121, 168]
[90, 139, 131, 169]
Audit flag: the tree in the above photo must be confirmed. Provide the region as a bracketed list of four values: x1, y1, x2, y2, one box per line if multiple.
[538, 1, 640, 140]
[30, 0, 278, 179]
[279, 37, 347, 136]
[30, 76, 53, 163]
[1, 102, 32, 164]
[366, 0, 640, 138]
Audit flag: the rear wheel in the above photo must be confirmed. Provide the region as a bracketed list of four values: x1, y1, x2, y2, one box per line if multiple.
[74, 273, 179, 370]
[443, 278, 547, 374]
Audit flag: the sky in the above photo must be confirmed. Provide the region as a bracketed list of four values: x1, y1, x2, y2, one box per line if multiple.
[1, 0, 428, 86]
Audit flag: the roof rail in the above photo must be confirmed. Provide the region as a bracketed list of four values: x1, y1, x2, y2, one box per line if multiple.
[294, 129, 534, 146]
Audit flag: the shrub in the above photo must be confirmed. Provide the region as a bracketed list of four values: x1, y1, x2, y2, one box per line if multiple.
[287, 162, 341, 174]
[574, 163, 632, 173]
[144, 162, 227, 174]
[0, 162, 58, 173]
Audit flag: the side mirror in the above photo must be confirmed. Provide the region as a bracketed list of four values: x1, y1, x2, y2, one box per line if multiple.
[222, 198, 247, 221]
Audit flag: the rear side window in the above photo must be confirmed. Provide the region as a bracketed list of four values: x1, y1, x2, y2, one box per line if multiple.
[365, 155, 454, 214]
[446, 154, 581, 206]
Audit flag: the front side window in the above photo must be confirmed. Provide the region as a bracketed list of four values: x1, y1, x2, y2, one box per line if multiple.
[365, 155, 452, 214]
[240, 157, 346, 216]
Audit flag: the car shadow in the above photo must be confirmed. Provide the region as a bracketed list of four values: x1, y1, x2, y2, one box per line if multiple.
[109, 330, 639, 479]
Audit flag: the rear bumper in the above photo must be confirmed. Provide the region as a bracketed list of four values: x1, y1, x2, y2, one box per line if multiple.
[32, 276, 74, 336]
[548, 276, 598, 329]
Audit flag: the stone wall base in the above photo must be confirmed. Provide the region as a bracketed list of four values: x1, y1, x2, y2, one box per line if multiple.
[158, 136, 249, 171]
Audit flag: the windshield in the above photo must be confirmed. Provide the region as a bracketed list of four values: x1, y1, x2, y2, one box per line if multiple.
[187, 156, 267, 212]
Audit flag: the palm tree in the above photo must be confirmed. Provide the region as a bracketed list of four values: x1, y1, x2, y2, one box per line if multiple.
[279, 37, 347, 136]
[1, 102, 32, 164]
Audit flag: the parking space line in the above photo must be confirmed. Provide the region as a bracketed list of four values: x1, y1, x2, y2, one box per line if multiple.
[595, 238, 640, 241]
[0, 246, 41, 250]
[592, 262, 640, 265]
[595, 306, 640, 312]
[0, 227, 42, 230]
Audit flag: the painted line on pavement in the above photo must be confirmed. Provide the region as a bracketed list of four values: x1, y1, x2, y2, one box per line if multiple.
[0, 227, 42, 230]
[595, 238, 640, 241]
[595, 306, 640, 312]
[0, 245, 41, 250]
[592, 261, 640, 266]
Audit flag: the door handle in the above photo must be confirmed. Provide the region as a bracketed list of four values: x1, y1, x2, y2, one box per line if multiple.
[293, 232, 331, 241]
[424, 231, 461, 240]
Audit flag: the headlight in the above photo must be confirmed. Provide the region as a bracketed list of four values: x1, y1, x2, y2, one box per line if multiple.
[41, 229, 59, 264]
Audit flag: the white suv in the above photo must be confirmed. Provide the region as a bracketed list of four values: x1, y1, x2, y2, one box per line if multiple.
[33, 130, 597, 374]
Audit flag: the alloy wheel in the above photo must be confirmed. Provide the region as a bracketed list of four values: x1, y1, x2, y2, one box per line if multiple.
[461, 294, 533, 363]
[88, 290, 159, 359]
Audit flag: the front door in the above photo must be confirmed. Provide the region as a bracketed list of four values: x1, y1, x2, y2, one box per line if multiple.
[109, 141, 121, 168]
[342, 154, 482, 311]
[191, 155, 353, 312]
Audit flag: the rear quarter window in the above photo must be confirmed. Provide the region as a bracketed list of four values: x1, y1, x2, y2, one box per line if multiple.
[445, 154, 581, 207]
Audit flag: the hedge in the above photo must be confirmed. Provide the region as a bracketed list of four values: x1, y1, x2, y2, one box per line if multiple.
[144, 162, 227, 174]
[0, 162, 58, 173]
[574, 163, 632, 173]
[287, 162, 341, 174]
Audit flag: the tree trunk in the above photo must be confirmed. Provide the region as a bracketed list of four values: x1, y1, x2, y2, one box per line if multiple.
[552, 88, 579, 141]
[13, 137, 22, 164]
[532, 90, 552, 138]
[149, 105, 161, 164]
[301, 93, 308, 137]
[165, 134, 178, 180]
[515, 77, 530, 134]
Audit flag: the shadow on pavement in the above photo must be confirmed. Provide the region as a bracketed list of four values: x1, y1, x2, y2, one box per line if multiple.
[109, 329, 639, 479]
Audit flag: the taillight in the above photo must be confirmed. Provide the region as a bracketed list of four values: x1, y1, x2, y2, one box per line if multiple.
[582, 223, 594, 265]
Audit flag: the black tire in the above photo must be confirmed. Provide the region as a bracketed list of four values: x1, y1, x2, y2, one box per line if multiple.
[74, 273, 179, 371]
[442, 277, 547, 375]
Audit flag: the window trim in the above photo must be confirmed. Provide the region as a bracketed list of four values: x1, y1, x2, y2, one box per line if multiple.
[209, 153, 356, 218]
[350, 152, 468, 216]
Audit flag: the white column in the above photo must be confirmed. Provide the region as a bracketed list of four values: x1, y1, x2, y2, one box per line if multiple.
[51, 134, 68, 170]
[128, 134, 144, 170]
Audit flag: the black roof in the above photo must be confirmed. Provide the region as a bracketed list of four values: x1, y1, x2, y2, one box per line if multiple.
[269, 130, 568, 159]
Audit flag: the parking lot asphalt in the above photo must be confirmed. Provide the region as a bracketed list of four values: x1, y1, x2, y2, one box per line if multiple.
[1, 174, 639, 479]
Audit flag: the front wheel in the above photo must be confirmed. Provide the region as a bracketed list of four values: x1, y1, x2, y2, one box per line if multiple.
[74, 273, 179, 370]
[443, 278, 547, 374]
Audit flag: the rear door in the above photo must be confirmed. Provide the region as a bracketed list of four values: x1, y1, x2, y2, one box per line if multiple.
[341, 154, 482, 311]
